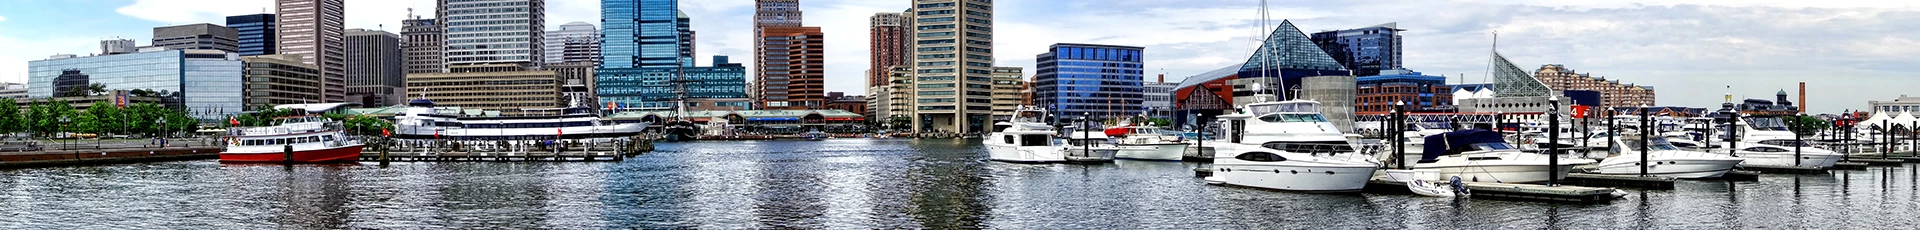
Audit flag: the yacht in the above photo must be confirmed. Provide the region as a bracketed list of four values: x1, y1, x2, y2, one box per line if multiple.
[1062, 131, 1119, 163]
[1107, 125, 1189, 161]
[1414, 129, 1595, 184]
[390, 97, 649, 142]
[985, 107, 1067, 163]
[1593, 136, 1744, 178]
[1204, 100, 1381, 192]
[1708, 113, 1844, 168]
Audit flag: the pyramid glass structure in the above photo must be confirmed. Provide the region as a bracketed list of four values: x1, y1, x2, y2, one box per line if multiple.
[1491, 52, 1552, 97]
[1241, 20, 1350, 73]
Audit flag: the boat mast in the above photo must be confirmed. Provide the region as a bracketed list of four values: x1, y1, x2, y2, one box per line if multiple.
[1260, 0, 1279, 100]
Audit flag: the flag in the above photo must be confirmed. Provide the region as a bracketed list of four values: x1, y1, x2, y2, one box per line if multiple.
[381, 128, 390, 137]
[557, 128, 563, 137]
[434, 129, 440, 139]
[229, 116, 239, 126]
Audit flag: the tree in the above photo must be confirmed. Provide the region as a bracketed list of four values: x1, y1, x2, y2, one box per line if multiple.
[85, 101, 122, 135]
[87, 83, 107, 96]
[1147, 118, 1173, 127]
[0, 98, 20, 136]
[1787, 115, 1830, 136]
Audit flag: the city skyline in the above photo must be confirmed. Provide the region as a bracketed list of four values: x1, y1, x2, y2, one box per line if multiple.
[0, 0, 1915, 113]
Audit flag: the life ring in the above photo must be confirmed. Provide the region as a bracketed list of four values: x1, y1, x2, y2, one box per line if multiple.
[228, 137, 240, 146]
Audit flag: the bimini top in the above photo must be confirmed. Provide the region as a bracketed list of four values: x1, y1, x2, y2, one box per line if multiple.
[1420, 129, 1506, 162]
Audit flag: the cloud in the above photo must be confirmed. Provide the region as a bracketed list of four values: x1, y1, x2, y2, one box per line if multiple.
[0, 15, 8, 22]
[114, 0, 270, 24]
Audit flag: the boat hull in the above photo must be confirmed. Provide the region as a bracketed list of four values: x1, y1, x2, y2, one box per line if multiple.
[1414, 164, 1580, 184]
[1733, 152, 1843, 168]
[986, 144, 1065, 163]
[1117, 143, 1186, 161]
[1593, 158, 1743, 179]
[1064, 147, 1118, 163]
[1207, 163, 1377, 192]
[220, 144, 364, 163]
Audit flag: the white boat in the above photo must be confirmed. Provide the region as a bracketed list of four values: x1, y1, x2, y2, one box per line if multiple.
[1063, 131, 1119, 163]
[391, 97, 648, 142]
[1108, 125, 1188, 161]
[220, 113, 363, 163]
[985, 107, 1066, 163]
[1204, 100, 1380, 192]
[1707, 114, 1843, 168]
[1593, 136, 1744, 178]
[1413, 129, 1595, 184]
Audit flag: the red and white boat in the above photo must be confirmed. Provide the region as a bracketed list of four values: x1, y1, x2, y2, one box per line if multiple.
[220, 114, 363, 163]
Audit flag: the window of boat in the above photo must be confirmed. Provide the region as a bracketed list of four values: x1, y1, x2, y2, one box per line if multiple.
[1003, 135, 1015, 144]
[1233, 152, 1287, 162]
[1261, 141, 1354, 154]
[1068, 139, 1106, 146]
[323, 136, 334, 141]
[1256, 114, 1327, 123]
[1019, 134, 1051, 146]
[1744, 117, 1789, 131]
[1670, 142, 1698, 148]
[1757, 140, 1810, 147]
[1619, 138, 1682, 151]
[1744, 147, 1785, 152]
[1469, 142, 1516, 151]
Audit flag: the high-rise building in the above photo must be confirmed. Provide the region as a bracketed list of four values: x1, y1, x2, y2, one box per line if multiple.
[601, 56, 748, 109]
[906, 0, 995, 134]
[152, 23, 240, 52]
[1534, 64, 1656, 108]
[544, 22, 600, 64]
[990, 67, 1023, 122]
[1310, 22, 1402, 77]
[439, 0, 545, 66]
[225, 14, 276, 56]
[276, 0, 347, 103]
[869, 13, 906, 88]
[240, 54, 322, 109]
[756, 27, 825, 110]
[406, 64, 559, 116]
[346, 29, 404, 107]
[548, 61, 597, 102]
[1035, 43, 1145, 119]
[29, 49, 244, 118]
[401, 15, 444, 74]
[752, 0, 803, 109]
[100, 38, 136, 55]
[598, 0, 702, 107]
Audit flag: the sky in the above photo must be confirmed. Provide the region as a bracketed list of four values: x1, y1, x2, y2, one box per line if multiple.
[0, 0, 1915, 113]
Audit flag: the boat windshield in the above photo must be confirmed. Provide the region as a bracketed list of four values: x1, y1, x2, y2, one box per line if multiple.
[1758, 139, 1811, 147]
[1619, 138, 1683, 151]
[1257, 114, 1327, 123]
[1246, 102, 1318, 115]
[1469, 142, 1516, 151]
[1745, 117, 1789, 131]
[1014, 110, 1046, 123]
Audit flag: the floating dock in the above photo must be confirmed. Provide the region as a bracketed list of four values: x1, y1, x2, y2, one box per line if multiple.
[360, 140, 651, 162]
[360, 151, 627, 162]
[1739, 164, 1829, 174]
[1832, 162, 1870, 170]
[1563, 173, 1676, 190]
[1364, 179, 1619, 204]
[1840, 159, 1905, 166]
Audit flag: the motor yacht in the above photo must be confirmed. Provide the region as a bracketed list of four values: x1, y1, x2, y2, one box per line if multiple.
[1414, 129, 1594, 184]
[1063, 131, 1119, 163]
[1593, 136, 1743, 178]
[1106, 125, 1188, 161]
[985, 107, 1066, 163]
[1204, 100, 1380, 192]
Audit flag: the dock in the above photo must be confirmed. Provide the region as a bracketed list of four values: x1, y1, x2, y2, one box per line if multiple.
[1563, 173, 1676, 189]
[360, 138, 653, 162]
[1840, 159, 1905, 166]
[360, 151, 628, 162]
[1364, 179, 1619, 204]
[1832, 162, 1870, 170]
[1739, 164, 1829, 174]
[0, 146, 222, 169]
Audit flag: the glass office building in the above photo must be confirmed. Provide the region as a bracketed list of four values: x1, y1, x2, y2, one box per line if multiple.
[1034, 43, 1146, 119]
[27, 50, 245, 119]
[1310, 22, 1402, 77]
[225, 14, 276, 56]
[597, 56, 747, 109]
[600, 0, 689, 69]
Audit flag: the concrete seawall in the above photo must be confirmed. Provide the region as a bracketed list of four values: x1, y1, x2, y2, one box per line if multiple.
[0, 147, 222, 169]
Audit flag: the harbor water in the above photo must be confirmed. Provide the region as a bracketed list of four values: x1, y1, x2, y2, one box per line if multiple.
[3, 139, 1919, 228]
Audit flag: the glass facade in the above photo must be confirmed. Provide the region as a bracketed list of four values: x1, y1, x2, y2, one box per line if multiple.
[441, 0, 543, 65]
[1310, 23, 1401, 77]
[226, 14, 276, 56]
[597, 56, 747, 108]
[1238, 20, 1351, 100]
[27, 50, 245, 120]
[600, 0, 689, 69]
[1034, 44, 1146, 119]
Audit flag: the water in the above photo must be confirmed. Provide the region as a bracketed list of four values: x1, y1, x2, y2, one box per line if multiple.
[2, 139, 1919, 229]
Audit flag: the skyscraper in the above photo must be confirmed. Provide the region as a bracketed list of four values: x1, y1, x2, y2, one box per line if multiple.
[226, 14, 276, 56]
[401, 16, 444, 74]
[276, 0, 347, 102]
[439, 0, 545, 66]
[1034, 43, 1145, 119]
[753, 0, 802, 107]
[990, 67, 1023, 122]
[346, 29, 404, 106]
[544, 22, 600, 64]
[152, 23, 239, 52]
[906, 0, 994, 134]
[1309, 22, 1403, 77]
[598, 0, 710, 107]
[756, 27, 825, 110]
[869, 13, 906, 88]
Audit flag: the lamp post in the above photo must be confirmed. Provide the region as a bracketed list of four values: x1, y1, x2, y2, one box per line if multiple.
[59, 116, 71, 151]
[156, 117, 167, 147]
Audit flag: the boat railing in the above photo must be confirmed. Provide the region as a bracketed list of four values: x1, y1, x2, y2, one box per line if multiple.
[232, 122, 329, 137]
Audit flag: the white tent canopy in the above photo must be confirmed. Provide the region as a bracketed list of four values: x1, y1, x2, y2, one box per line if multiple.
[1861, 111, 1894, 130]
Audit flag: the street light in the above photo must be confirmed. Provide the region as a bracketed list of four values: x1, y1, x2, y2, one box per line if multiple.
[58, 116, 70, 151]
[156, 117, 166, 147]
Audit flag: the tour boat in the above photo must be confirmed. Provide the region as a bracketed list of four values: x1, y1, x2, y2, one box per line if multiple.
[1593, 136, 1744, 178]
[390, 97, 648, 142]
[220, 114, 363, 163]
[1204, 100, 1381, 192]
[985, 107, 1066, 163]
[801, 129, 829, 141]
[1106, 125, 1188, 161]
[1414, 129, 1594, 184]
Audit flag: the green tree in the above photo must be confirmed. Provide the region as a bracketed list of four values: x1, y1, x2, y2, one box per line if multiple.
[85, 101, 121, 135]
[27, 100, 77, 137]
[1787, 115, 1831, 136]
[0, 98, 20, 136]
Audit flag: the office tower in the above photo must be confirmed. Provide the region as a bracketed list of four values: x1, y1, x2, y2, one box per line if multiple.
[406, 64, 560, 116]
[240, 54, 323, 108]
[989, 67, 1023, 121]
[598, 0, 702, 107]
[1034, 43, 1145, 119]
[29, 49, 244, 118]
[869, 13, 906, 88]
[906, 0, 994, 134]
[276, 0, 347, 102]
[544, 22, 600, 64]
[1309, 22, 1403, 77]
[756, 27, 825, 110]
[101, 38, 136, 55]
[346, 29, 404, 106]
[439, 0, 545, 66]
[401, 16, 444, 74]
[226, 14, 277, 56]
[152, 23, 239, 52]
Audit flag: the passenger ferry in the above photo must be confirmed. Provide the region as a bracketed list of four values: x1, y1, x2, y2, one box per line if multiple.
[390, 98, 649, 142]
[220, 112, 363, 163]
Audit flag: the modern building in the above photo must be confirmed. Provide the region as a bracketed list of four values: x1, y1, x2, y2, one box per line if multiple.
[28, 49, 243, 119]
[1355, 69, 1452, 115]
[225, 14, 276, 56]
[1143, 79, 1175, 119]
[598, 56, 749, 109]
[0, 83, 26, 99]
[439, 0, 545, 66]
[869, 13, 907, 88]
[547, 61, 596, 103]
[275, 0, 347, 103]
[239, 54, 323, 109]
[989, 67, 1024, 122]
[1869, 96, 1920, 117]
[906, 0, 996, 134]
[1452, 54, 1571, 120]
[345, 29, 405, 107]
[1172, 20, 1352, 128]
[755, 27, 826, 110]
[1533, 64, 1656, 109]
[872, 66, 913, 125]
[1034, 43, 1145, 120]
[600, 0, 691, 70]
[152, 23, 240, 52]
[401, 16, 444, 74]
[544, 22, 600, 64]
[100, 38, 137, 55]
[406, 64, 558, 116]
[1310, 22, 1402, 77]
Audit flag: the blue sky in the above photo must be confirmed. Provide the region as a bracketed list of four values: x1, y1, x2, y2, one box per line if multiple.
[1, 0, 1915, 113]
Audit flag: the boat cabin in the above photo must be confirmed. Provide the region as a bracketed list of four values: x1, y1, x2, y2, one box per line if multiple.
[1419, 129, 1513, 163]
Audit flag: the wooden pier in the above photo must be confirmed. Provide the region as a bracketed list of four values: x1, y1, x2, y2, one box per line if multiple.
[1562, 173, 1677, 189]
[360, 151, 628, 162]
[1840, 159, 1905, 166]
[1832, 162, 1870, 170]
[0, 146, 222, 169]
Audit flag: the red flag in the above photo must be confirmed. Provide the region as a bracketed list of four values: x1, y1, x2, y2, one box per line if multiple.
[229, 117, 239, 125]
[557, 128, 563, 137]
[434, 129, 440, 139]
[381, 128, 390, 137]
